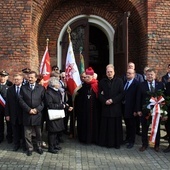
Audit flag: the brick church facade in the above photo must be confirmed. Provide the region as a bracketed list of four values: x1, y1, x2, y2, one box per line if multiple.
[0, 0, 170, 80]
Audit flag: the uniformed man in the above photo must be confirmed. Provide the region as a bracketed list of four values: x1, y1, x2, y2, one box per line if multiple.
[0, 70, 13, 143]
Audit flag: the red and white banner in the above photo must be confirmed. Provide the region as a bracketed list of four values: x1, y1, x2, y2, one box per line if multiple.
[0, 94, 5, 107]
[149, 96, 164, 144]
[65, 40, 81, 96]
[40, 46, 51, 88]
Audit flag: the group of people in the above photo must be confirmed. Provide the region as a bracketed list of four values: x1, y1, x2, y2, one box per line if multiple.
[1, 62, 170, 157]
[0, 66, 73, 156]
[76, 62, 170, 153]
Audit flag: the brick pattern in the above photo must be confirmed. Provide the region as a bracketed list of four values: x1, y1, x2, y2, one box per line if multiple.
[0, 0, 31, 76]
[147, 0, 170, 79]
[0, 0, 169, 80]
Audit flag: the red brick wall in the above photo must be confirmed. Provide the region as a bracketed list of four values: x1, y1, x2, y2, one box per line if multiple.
[2, 0, 170, 80]
[0, 0, 31, 77]
[147, 0, 170, 79]
[36, 0, 147, 74]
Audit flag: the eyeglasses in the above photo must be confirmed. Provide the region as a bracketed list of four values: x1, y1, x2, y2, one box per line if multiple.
[126, 72, 134, 74]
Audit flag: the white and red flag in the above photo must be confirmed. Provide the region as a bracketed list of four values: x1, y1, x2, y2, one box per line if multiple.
[0, 94, 5, 107]
[40, 46, 51, 88]
[65, 40, 81, 96]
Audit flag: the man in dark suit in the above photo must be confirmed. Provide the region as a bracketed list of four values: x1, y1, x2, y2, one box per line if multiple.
[122, 69, 139, 149]
[0, 70, 13, 143]
[161, 64, 170, 140]
[5, 73, 26, 151]
[123, 62, 144, 136]
[136, 68, 164, 152]
[163, 82, 170, 152]
[19, 71, 45, 156]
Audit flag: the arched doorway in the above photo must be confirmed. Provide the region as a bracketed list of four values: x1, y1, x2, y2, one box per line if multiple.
[58, 15, 114, 80]
[61, 23, 109, 80]
[89, 25, 109, 80]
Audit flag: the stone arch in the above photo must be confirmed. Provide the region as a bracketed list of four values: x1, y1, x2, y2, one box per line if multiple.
[31, 0, 147, 72]
[57, 15, 115, 69]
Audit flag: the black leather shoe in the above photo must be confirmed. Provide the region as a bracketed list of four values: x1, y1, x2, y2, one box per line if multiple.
[163, 146, 170, 153]
[139, 146, 147, 152]
[7, 139, 13, 144]
[13, 145, 20, 151]
[37, 149, 43, 155]
[127, 143, 134, 149]
[154, 146, 159, 152]
[123, 139, 129, 144]
[48, 149, 58, 154]
[27, 150, 32, 156]
[54, 145, 62, 150]
[115, 146, 120, 149]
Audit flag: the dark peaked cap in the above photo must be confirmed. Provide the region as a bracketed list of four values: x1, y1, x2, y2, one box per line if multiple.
[22, 68, 31, 73]
[0, 70, 9, 76]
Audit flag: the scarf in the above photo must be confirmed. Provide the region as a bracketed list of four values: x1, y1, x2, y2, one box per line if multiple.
[86, 79, 98, 97]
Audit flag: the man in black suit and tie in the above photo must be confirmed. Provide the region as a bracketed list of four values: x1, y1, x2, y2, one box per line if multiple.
[5, 73, 26, 151]
[19, 71, 45, 156]
[136, 68, 164, 152]
[123, 62, 144, 136]
[122, 69, 139, 149]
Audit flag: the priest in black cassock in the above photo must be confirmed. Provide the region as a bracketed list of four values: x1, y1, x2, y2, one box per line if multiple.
[76, 67, 100, 144]
[98, 64, 124, 148]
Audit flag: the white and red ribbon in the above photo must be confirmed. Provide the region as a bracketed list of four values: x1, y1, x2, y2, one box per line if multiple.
[0, 94, 5, 107]
[147, 96, 164, 144]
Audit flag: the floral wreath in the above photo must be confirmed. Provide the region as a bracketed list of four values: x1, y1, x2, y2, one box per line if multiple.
[143, 89, 170, 145]
[143, 89, 170, 121]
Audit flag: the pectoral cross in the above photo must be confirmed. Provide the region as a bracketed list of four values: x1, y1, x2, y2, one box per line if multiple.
[87, 95, 91, 99]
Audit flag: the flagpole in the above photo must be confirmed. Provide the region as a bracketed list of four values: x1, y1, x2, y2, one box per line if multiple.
[67, 26, 71, 43]
[46, 38, 49, 47]
[66, 25, 76, 139]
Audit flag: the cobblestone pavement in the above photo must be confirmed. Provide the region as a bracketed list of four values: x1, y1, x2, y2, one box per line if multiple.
[0, 126, 170, 170]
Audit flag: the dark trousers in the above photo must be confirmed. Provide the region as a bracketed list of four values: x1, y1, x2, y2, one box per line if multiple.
[0, 112, 13, 141]
[48, 132, 58, 150]
[12, 123, 25, 147]
[64, 110, 74, 135]
[124, 117, 136, 144]
[24, 126, 42, 151]
[165, 114, 170, 144]
[63, 109, 69, 132]
[135, 116, 141, 133]
[141, 116, 160, 147]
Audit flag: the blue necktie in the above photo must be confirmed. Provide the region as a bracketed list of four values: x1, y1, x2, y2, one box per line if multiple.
[16, 86, 20, 96]
[124, 81, 129, 90]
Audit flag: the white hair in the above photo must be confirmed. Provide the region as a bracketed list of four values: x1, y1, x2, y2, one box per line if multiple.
[49, 77, 61, 87]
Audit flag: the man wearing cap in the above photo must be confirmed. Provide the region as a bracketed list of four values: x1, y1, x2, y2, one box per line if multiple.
[98, 64, 124, 148]
[22, 68, 31, 85]
[0, 70, 13, 143]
